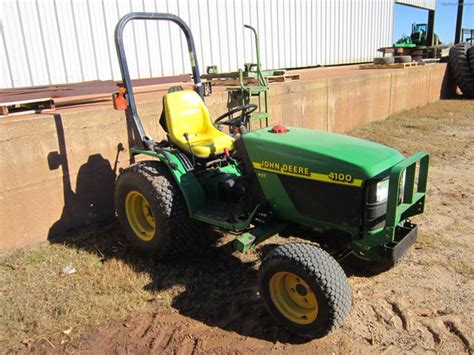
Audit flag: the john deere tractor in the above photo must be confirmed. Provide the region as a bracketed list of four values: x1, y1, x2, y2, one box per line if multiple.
[395, 22, 441, 48]
[113, 13, 429, 339]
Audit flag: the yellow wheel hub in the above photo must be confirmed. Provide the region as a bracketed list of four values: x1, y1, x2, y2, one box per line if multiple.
[125, 191, 156, 241]
[269, 272, 318, 325]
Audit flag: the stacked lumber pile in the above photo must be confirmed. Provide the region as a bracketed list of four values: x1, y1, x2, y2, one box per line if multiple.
[0, 75, 191, 117]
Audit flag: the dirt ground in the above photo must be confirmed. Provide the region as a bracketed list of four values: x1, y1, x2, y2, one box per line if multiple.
[3, 99, 474, 354]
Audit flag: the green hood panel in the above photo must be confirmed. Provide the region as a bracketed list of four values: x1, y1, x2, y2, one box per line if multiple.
[243, 127, 404, 181]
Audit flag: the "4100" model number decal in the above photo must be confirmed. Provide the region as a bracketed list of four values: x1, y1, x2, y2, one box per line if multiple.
[328, 172, 354, 183]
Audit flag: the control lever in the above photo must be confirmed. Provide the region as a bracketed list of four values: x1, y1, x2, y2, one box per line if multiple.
[183, 132, 196, 167]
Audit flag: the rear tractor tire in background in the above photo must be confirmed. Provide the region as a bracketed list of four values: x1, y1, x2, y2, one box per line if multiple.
[258, 243, 352, 339]
[373, 57, 394, 65]
[449, 43, 474, 98]
[114, 161, 206, 260]
[467, 45, 474, 77]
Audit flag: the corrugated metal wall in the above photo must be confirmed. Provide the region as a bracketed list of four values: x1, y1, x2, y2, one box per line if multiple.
[0, 0, 394, 89]
[395, 0, 435, 10]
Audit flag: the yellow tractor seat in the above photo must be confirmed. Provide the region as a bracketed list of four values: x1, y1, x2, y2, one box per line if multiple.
[163, 90, 234, 159]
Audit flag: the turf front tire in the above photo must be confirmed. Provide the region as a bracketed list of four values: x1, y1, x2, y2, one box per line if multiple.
[258, 243, 352, 338]
[115, 161, 205, 260]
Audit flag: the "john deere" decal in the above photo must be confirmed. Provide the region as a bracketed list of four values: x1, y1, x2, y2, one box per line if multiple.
[253, 160, 362, 187]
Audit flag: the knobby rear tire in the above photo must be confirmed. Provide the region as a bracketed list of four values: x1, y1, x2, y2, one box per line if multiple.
[115, 161, 207, 260]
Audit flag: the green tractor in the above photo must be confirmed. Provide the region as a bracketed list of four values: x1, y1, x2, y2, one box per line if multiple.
[395, 22, 441, 48]
[113, 13, 429, 339]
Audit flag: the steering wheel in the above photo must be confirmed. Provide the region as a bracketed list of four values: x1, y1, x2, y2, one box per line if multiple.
[214, 104, 258, 127]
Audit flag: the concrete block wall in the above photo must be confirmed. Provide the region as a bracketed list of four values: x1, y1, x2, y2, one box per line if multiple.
[0, 64, 447, 250]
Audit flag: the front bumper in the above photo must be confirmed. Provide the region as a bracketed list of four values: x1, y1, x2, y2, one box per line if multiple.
[382, 220, 418, 263]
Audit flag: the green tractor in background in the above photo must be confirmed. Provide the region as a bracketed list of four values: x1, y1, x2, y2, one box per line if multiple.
[113, 13, 429, 339]
[395, 22, 441, 48]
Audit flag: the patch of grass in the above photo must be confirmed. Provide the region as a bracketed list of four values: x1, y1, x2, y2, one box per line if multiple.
[418, 256, 474, 279]
[416, 232, 443, 249]
[415, 233, 473, 278]
[450, 260, 474, 277]
[349, 100, 474, 167]
[0, 224, 154, 350]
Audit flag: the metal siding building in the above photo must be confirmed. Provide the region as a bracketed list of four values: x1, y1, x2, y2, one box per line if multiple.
[1, 0, 401, 89]
[395, 0, 435, 10]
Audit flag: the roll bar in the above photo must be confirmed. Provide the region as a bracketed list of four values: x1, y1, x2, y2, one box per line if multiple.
[114, 12, 203, 148]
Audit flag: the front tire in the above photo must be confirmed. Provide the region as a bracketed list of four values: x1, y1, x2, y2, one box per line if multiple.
[258, 243, 352, 338]
[115, 161, 205, 260]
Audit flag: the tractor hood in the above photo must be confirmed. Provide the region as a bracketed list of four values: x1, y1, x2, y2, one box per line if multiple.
[242, 127, 404, 183]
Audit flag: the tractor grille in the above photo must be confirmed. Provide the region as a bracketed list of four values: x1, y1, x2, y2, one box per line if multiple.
[362, 201, 387, 231]
[279, 175, 362, 227]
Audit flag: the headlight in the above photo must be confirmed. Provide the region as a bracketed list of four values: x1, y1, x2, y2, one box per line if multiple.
[367, 178, 389, 204]
[368, 171, 406, 205]
[375, 179, 389, 203]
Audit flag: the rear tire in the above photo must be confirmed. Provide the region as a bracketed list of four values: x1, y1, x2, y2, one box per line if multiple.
[115, 161, 206, 260]
[467, 45, 474, 76]
[258, 243, 352, 338]
[449, 43, 474, 98]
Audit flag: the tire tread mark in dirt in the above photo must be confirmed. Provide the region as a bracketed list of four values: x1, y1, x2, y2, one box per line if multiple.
[140, 313, 160, 339]
[179, 337, 199, 355]
[425, 324, 442, 346]
[191, 338, 199, 355]
[140, 324, 154, 339]
[370, 304, 392, 325]
[163, 329, 177, 351]
[423, 322, 443, 346]
[388, 301, 410, 332]
[130, 316, 151, 338]
[444, 320, 471, 351]
[150, 329, 174, 352]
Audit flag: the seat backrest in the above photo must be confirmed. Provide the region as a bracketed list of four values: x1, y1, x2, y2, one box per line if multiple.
[163, 90, 212, 143]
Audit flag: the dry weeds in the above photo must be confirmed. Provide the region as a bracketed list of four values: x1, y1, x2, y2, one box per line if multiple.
[0, 224, 154, 348]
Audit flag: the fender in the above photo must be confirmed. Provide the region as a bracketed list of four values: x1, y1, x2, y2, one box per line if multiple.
[130, 147, 206, 214]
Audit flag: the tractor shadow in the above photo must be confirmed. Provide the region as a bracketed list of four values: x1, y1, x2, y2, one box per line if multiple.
[46, 113, 120, 239]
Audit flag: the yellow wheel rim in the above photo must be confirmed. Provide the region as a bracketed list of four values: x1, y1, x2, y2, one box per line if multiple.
[125, 191, 156, 241]
[269, 272, 318, 325]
